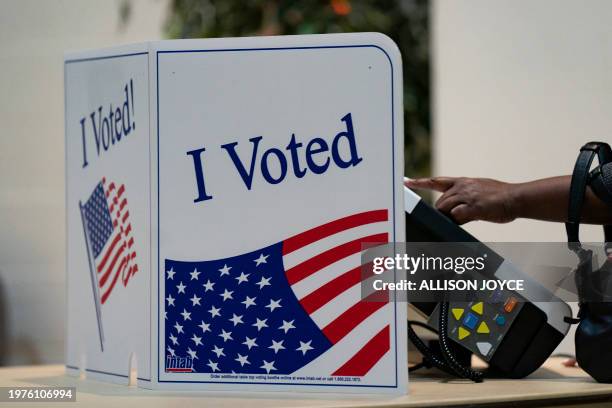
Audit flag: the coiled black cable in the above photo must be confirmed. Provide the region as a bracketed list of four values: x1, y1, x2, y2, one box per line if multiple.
[408, 304, 485, 382]
[438, 301, 484, 383]
[407, 321, 457, 376]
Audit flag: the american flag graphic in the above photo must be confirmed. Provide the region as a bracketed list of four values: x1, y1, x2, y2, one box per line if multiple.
[164, 209, 390, 376]
[81, 178, 138, 305]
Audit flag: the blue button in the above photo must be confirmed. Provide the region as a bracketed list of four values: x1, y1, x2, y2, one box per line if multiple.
[495, 315, 506, 326]
[463, 312, 479, 330]
[491, 289, 504, 303]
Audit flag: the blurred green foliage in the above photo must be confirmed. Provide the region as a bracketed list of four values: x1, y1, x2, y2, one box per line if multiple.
[126, 0, 431, 177]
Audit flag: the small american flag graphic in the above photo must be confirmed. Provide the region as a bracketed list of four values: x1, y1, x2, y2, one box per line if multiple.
[164, 209, 390, 376]
[80, 178, 138, 349]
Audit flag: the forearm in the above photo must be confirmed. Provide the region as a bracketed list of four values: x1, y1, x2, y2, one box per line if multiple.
[510, 176, 612, 224]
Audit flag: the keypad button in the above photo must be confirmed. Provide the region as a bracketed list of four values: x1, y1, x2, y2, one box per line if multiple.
[491, 289, 504, 303]
[451, 308, 464, 321]
[458, 327, 471, 340]
[504, 297, 518, 313]
[476, 341, 493, 356]
[495, 315, 506, 326]
[462, 312, 479, 330]
[471, 301, 484, 315]
[477, 321, 490, 334]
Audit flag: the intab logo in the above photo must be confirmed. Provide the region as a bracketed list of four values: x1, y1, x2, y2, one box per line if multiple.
[166, 354, 194, 373]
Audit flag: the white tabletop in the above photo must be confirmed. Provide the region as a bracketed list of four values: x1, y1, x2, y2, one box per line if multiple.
[1, 358, 612, 407]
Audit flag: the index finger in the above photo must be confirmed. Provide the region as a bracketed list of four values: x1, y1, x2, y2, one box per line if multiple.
[404, 177, 457, 192]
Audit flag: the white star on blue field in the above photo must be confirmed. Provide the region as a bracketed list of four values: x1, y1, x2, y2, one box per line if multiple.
[164, 242, 331, 374]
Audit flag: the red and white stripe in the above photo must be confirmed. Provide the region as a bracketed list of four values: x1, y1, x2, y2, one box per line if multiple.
[282, 210, 390, 377]
[96, 177, 138, 304]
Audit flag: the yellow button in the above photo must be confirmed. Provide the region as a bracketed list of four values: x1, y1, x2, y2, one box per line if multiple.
[458, 327, 471, 340]
[471, 302, 484, 315]
[451, 308, 464, 321]
[477, 321, 490, 334]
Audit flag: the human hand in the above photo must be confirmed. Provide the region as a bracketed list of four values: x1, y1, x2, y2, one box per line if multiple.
[405, 177, 517, 225]
[562, 358, 578, 368]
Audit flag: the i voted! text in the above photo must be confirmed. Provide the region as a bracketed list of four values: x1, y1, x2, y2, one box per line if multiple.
[79, 79, 136, 168]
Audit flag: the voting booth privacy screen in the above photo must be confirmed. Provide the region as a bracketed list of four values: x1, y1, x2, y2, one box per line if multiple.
[64, 33, 406, 393]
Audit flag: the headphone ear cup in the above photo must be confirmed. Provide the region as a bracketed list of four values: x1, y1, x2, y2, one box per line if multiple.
[590, 162, 612, 205]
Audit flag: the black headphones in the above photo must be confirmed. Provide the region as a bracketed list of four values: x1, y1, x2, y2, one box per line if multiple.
[567, 141, 612, 384]
[566, 141, 612, 245]
[590, 160, 612, 205]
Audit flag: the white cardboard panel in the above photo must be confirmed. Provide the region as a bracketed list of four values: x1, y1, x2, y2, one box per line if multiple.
[65, 33, 405, 394]
[65, 43, 151, 384]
